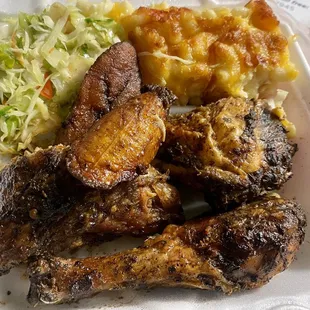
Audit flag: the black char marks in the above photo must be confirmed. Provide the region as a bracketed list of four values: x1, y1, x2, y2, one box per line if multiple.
[0, 146, 183, 276]
[27, 198, 306, 305]
[155, 97, 297, 211]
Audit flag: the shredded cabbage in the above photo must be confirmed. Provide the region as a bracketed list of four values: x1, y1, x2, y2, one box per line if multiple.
[0, 0, 126, 155]
[138, 51, 195, 65]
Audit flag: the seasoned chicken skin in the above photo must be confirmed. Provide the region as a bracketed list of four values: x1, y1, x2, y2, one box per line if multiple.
[56, 42, 141, 145]
[156, 97, 297, 210]
[44, 166, 183, 254]
[27, 197, 306, 305]
[67, 91, 169, 190]
[0, 147, 183, 275]
[0, 145, 79, 275]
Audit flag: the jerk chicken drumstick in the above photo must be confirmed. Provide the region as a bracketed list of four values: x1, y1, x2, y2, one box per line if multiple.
[0, 145, 183, 276]
[156, 97, 297, 211]
[27, 197, 306, 305]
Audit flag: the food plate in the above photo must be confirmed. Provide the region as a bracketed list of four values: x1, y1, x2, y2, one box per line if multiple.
[0, 0, 309, 309]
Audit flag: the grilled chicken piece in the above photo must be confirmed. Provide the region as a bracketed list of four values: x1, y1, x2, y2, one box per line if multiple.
[67, 91, 169, 189]
[0, 145, 80, 275]
[0, 145, 74, 222]
[56, 42, 141, 145]
[27, 197, 306, 305]
[43, 166, 183, 254]
[155, 97, 297, 210]
[0, 147, 183, 275]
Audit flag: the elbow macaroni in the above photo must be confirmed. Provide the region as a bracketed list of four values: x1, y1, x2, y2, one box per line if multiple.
[120, 0, 298, 105]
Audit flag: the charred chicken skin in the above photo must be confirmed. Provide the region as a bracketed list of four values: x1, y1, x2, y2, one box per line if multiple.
[0, 146, 183, 276]
[56, 41, 141, 145]
[0, 145, 77, 275]
[156, 97, 297, 210]
[27, 197, 306, 305]
[44, 165, 183, 254]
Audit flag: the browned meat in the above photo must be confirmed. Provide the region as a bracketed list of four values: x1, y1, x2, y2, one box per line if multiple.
[67, 92, 168, 190]
[56, 42, 141, 145]
[27, 197, 306, 305]
[156, 97, 297, 210]
[0, 145, 80, 275]
[0, 147, 183, 275]
[141, 84, 178, 107]
[0, 145, 82, 227]
[43, 166, 183, 254]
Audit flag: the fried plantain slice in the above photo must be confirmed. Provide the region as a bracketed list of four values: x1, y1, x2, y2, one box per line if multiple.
[66, 92, 167, 189]
[56, 42, 141, 145]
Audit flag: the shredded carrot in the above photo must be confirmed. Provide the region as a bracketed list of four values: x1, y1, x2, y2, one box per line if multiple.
[41, 73, 54, 100]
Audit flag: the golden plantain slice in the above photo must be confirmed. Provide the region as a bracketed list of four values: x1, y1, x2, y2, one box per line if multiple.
[66, 92, 167, 189]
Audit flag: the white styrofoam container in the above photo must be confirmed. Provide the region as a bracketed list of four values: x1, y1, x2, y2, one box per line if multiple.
[0, 1, 309, 309]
